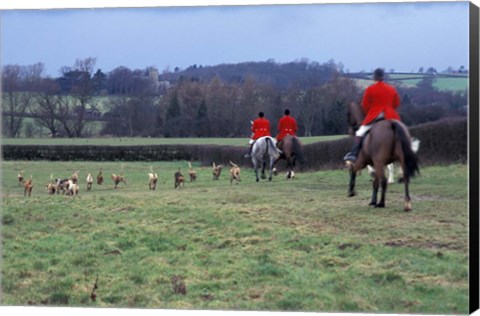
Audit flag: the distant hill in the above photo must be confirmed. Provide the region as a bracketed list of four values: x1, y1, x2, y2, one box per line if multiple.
[159, 62, 468, 92]
[158, 60, 341, 88]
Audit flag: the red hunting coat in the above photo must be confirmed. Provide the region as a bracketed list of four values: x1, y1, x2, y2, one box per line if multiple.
[361, 81, 401, 125]
[251, 117, 271, 140]
[276, 115, 298, 141]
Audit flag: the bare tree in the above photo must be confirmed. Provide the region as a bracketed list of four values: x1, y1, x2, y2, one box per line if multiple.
[56, 94, 76, 138]
[287, 87, 322, 137]
[205, 76, 231, 137]
[58, 57, 98, 137]
[176, 80, 205, 137]
[101, 67, 158, 137]
[320, 74, 360, 134]
[2, 63, 44, 137]
[31, 78, 63, 137]
[235, 76, 261, 136]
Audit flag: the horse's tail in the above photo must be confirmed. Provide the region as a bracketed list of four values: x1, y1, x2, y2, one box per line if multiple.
[392, 122, 420, 178]
[292, 137, 306, 164]
[411, 137, 420, 153]
[266, 137, 281, 159]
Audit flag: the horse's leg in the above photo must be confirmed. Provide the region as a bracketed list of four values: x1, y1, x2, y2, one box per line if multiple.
[284, 156, 290, 178]
[387, 163, 395, 184]
[369, 165, 381, 206]
[272, 156, 281, 176]
[261, 160, 266, 179]
[403, 175, 412, 212]
[348, 169, 356, 197]
[376, 170, 388, 208]
[268, 158, 274, 181]
[369, 176, 378, 206]
[397, 165, 405, 183]
[253, 159, 260, 182]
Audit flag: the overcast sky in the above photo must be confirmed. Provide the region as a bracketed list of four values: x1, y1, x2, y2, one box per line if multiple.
[0, 1, 470, 77]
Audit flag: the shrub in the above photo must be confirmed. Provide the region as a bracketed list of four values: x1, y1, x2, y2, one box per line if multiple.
[1, 118, 467, 169]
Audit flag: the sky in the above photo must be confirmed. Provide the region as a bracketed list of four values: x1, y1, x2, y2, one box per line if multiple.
[0, 0, 471, 77]
[0, 5, 477, 316]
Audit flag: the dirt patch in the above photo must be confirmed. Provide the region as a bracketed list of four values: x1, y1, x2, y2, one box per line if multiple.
[104, 249, 123, 255]
[384, 239, 464, 250]
[338, 243, 361, 250]
[171, 275, 187, 295]
[111, 206, 135, 212]
[412, 195, 450, 202]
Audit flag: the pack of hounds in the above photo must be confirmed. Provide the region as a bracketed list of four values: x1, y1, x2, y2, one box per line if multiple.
[16, 161, 246, 197]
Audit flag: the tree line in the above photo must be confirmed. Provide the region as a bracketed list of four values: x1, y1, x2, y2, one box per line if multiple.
[2, 57, 467, 139]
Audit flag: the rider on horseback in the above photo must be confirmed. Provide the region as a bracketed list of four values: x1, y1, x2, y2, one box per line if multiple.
[276, 109, 298, 152]
[344, 68, 401, 163]
[245, 111, 271, 158]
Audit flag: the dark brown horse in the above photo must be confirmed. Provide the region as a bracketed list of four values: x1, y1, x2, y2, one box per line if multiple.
[275, 135, 306, 179]
[346, 102, 419, 212]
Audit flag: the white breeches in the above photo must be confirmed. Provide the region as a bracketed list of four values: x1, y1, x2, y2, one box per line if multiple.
[355, 112, 385, 137]
[355, 125, 372, 137]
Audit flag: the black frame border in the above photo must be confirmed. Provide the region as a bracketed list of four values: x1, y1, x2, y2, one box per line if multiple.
[470, 1, 480, 314]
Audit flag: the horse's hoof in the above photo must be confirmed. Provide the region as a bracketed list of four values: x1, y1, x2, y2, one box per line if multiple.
[375, 203, 385, 208]
[404, 201, 412, 212]
[369, 201, 376, 206]
[256, 179, 259, 182]
[347, 191, 355, 197]
[268, 178, 272, 182]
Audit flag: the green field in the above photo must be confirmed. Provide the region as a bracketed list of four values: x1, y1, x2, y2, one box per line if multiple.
[1, 135, 347, 147]
[391, 74, 468, 92]
[432, 77, 469, 92]
[0, 161, 469, 313]
[354, 73, 468, 92]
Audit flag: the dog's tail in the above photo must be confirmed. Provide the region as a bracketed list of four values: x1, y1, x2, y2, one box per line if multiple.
[229, 161, 238, 167]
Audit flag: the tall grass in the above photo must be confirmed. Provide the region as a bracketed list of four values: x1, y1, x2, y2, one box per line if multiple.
[0, 161, 469, 313]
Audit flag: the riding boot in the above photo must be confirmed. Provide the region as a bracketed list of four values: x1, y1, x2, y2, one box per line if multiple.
[344, 136, 363, 162]
[244, 144, 253, 158]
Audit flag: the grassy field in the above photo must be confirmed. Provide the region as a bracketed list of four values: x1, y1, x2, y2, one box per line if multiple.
[354, 73, 468, 92]
[1, 135, 347, 147]
[432, 77, 469, 92]
[0, 161, 469, 313]
[391, 74, 468, 92]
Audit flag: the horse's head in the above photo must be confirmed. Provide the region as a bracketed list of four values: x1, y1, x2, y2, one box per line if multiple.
[347, 102, 364, 135]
